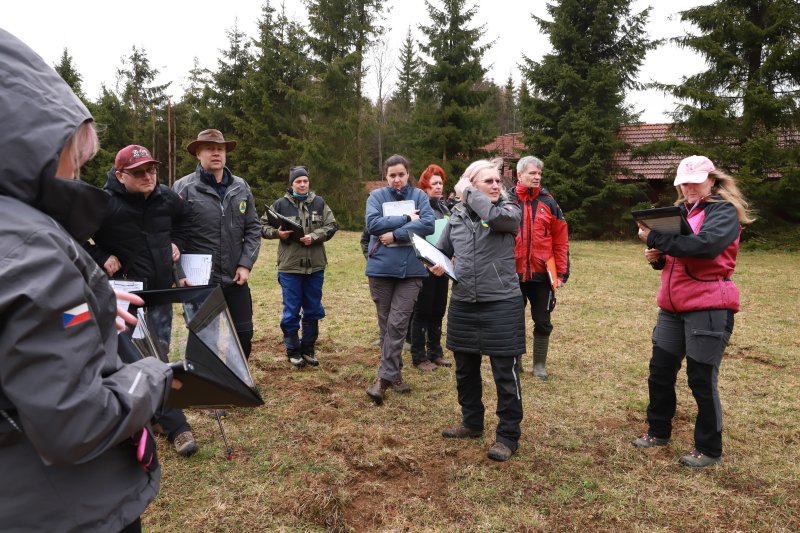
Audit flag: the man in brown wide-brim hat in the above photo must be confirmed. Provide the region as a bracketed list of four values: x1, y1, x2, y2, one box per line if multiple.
[173, 129, 260, 358]
[186, 128, 237, 156]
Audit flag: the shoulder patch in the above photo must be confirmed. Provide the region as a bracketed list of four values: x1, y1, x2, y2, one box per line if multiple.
[239, 200, 247, 214]
[63, 303, 91, 328]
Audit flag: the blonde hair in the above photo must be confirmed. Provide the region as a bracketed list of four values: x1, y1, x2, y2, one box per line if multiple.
[674, 169, 755, 224]
[60, 120, 99, 180]
[462, 158, 507, 199]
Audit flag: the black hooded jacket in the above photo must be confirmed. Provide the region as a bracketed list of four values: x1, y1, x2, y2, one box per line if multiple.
[87, 168, 188, 290]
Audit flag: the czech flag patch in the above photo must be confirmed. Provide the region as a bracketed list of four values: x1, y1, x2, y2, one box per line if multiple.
[63, 303, 91, 328]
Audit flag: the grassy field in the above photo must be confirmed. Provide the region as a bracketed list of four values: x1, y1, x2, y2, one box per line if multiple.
[146, 232, 800, 532]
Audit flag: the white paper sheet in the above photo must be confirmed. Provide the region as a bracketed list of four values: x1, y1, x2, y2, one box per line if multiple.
[180, 254, 212, 286]
[382, 200, 416, 217]
[109, 279, 144, 312]
[411, 233, 457, 281]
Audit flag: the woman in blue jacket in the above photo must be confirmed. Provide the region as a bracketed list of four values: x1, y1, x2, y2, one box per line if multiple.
[365, 155, 435, 404]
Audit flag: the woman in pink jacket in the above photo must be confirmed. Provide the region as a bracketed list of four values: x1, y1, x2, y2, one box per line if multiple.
[632, 155, 754, 468]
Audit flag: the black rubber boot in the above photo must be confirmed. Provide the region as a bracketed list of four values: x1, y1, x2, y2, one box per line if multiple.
[284, 330, 303, 367]
[300, 319, 320, 366]
[533, 334, 549, 380]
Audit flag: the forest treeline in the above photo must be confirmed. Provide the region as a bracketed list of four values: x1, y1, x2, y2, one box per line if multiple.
[54, 0, 799, 236]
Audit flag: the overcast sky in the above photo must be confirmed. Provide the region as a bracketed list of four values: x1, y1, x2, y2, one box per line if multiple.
[4, 0, 713, 124]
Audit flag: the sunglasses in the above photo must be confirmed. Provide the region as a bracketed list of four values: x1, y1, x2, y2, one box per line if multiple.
[122, 166, 158, 178]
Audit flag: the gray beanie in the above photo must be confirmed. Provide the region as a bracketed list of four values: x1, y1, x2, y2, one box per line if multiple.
[289, 165, 309, 185]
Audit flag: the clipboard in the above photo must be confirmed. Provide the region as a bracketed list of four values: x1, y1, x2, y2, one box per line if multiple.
[632, 206, 692, 235]
[410, 233, 457, 282]
[264, 206, 304, 241]
[545, 257, 558, 291]
[382, 199, 416, 217]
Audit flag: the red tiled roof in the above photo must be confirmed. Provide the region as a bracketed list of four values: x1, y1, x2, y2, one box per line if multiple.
[482, 132, 526, 159]
[480, 125, 797, 183]
[614, 123, 687, 181]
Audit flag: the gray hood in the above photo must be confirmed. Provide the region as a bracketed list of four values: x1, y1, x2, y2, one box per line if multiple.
[0, 28, 107, 240]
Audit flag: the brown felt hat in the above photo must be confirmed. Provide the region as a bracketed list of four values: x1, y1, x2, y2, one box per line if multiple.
[186, 129, 237, 156]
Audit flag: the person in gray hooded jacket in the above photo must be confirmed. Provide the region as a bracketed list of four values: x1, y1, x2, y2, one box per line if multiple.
[0, 29, 175, 533]
[429, 159, 525, 463]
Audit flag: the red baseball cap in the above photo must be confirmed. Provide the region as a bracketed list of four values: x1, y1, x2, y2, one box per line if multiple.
[115, 145, 160, 171]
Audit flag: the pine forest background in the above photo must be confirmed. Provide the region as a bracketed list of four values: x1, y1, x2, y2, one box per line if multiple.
[54, 0, 800, 242]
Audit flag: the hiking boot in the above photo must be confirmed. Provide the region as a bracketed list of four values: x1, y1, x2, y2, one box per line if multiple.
[173, 430, 198, 458]
[391, 378, 411, 393]
[632, 434, 669, 448]
[302, 353, 320, 367]
[441, 423, 483, 439]
[487, 442, 514, 462]
[679, 449, 721, 468]
[366, 378, 391, 405]
[288, 354, 305, 368]
[413, 360, 438, 371]
[432, 357, 452, 368]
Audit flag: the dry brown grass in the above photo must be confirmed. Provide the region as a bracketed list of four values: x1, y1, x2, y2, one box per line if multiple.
[145, 233, 800, 532]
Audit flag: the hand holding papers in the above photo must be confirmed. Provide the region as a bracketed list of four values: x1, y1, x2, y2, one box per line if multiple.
[545, 257, 558, 291]
[410, 233, 457, 281]
[109, 279, 144, 312]
[180, 254, 212, 286]
[381, 200, 418, 247]
[632, 206, 691, 235]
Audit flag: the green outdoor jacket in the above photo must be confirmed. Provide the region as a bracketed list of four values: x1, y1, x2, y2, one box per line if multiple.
[261, 191, 338, 274]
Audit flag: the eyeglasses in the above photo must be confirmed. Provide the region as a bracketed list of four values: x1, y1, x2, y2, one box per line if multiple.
[122, 166, 158, 178]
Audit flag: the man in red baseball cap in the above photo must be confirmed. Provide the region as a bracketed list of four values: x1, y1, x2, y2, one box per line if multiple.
[113, 145, 160, 199]
[86, 144, 199, 458]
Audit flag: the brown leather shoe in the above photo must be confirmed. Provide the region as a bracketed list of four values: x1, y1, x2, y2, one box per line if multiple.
[413, 360, 438, 371]
[487, 441, 514, 462]
[432, 357, 452, 367]
[366, 378, 390, 405]
[441, 423, 483, 439]
[391, 378, 411, 393]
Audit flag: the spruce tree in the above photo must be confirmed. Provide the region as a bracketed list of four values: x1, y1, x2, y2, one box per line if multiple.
[383, 28, 421, 164]
[393, 27, 420, 113]
[658, 0, 800, 225]
[303, 0, 386, 227]
[416, 0, 494, 176]
[237, 1, 313, 207]
[210, 21, 253, 141]
[520, 0, 656, 238]
[54, 48, 84, 100]
[116, 46, 171, 151]
[502, 75, 517, 133]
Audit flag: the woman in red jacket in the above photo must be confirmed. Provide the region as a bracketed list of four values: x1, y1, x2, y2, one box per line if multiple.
[633, 155, 754, 468]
